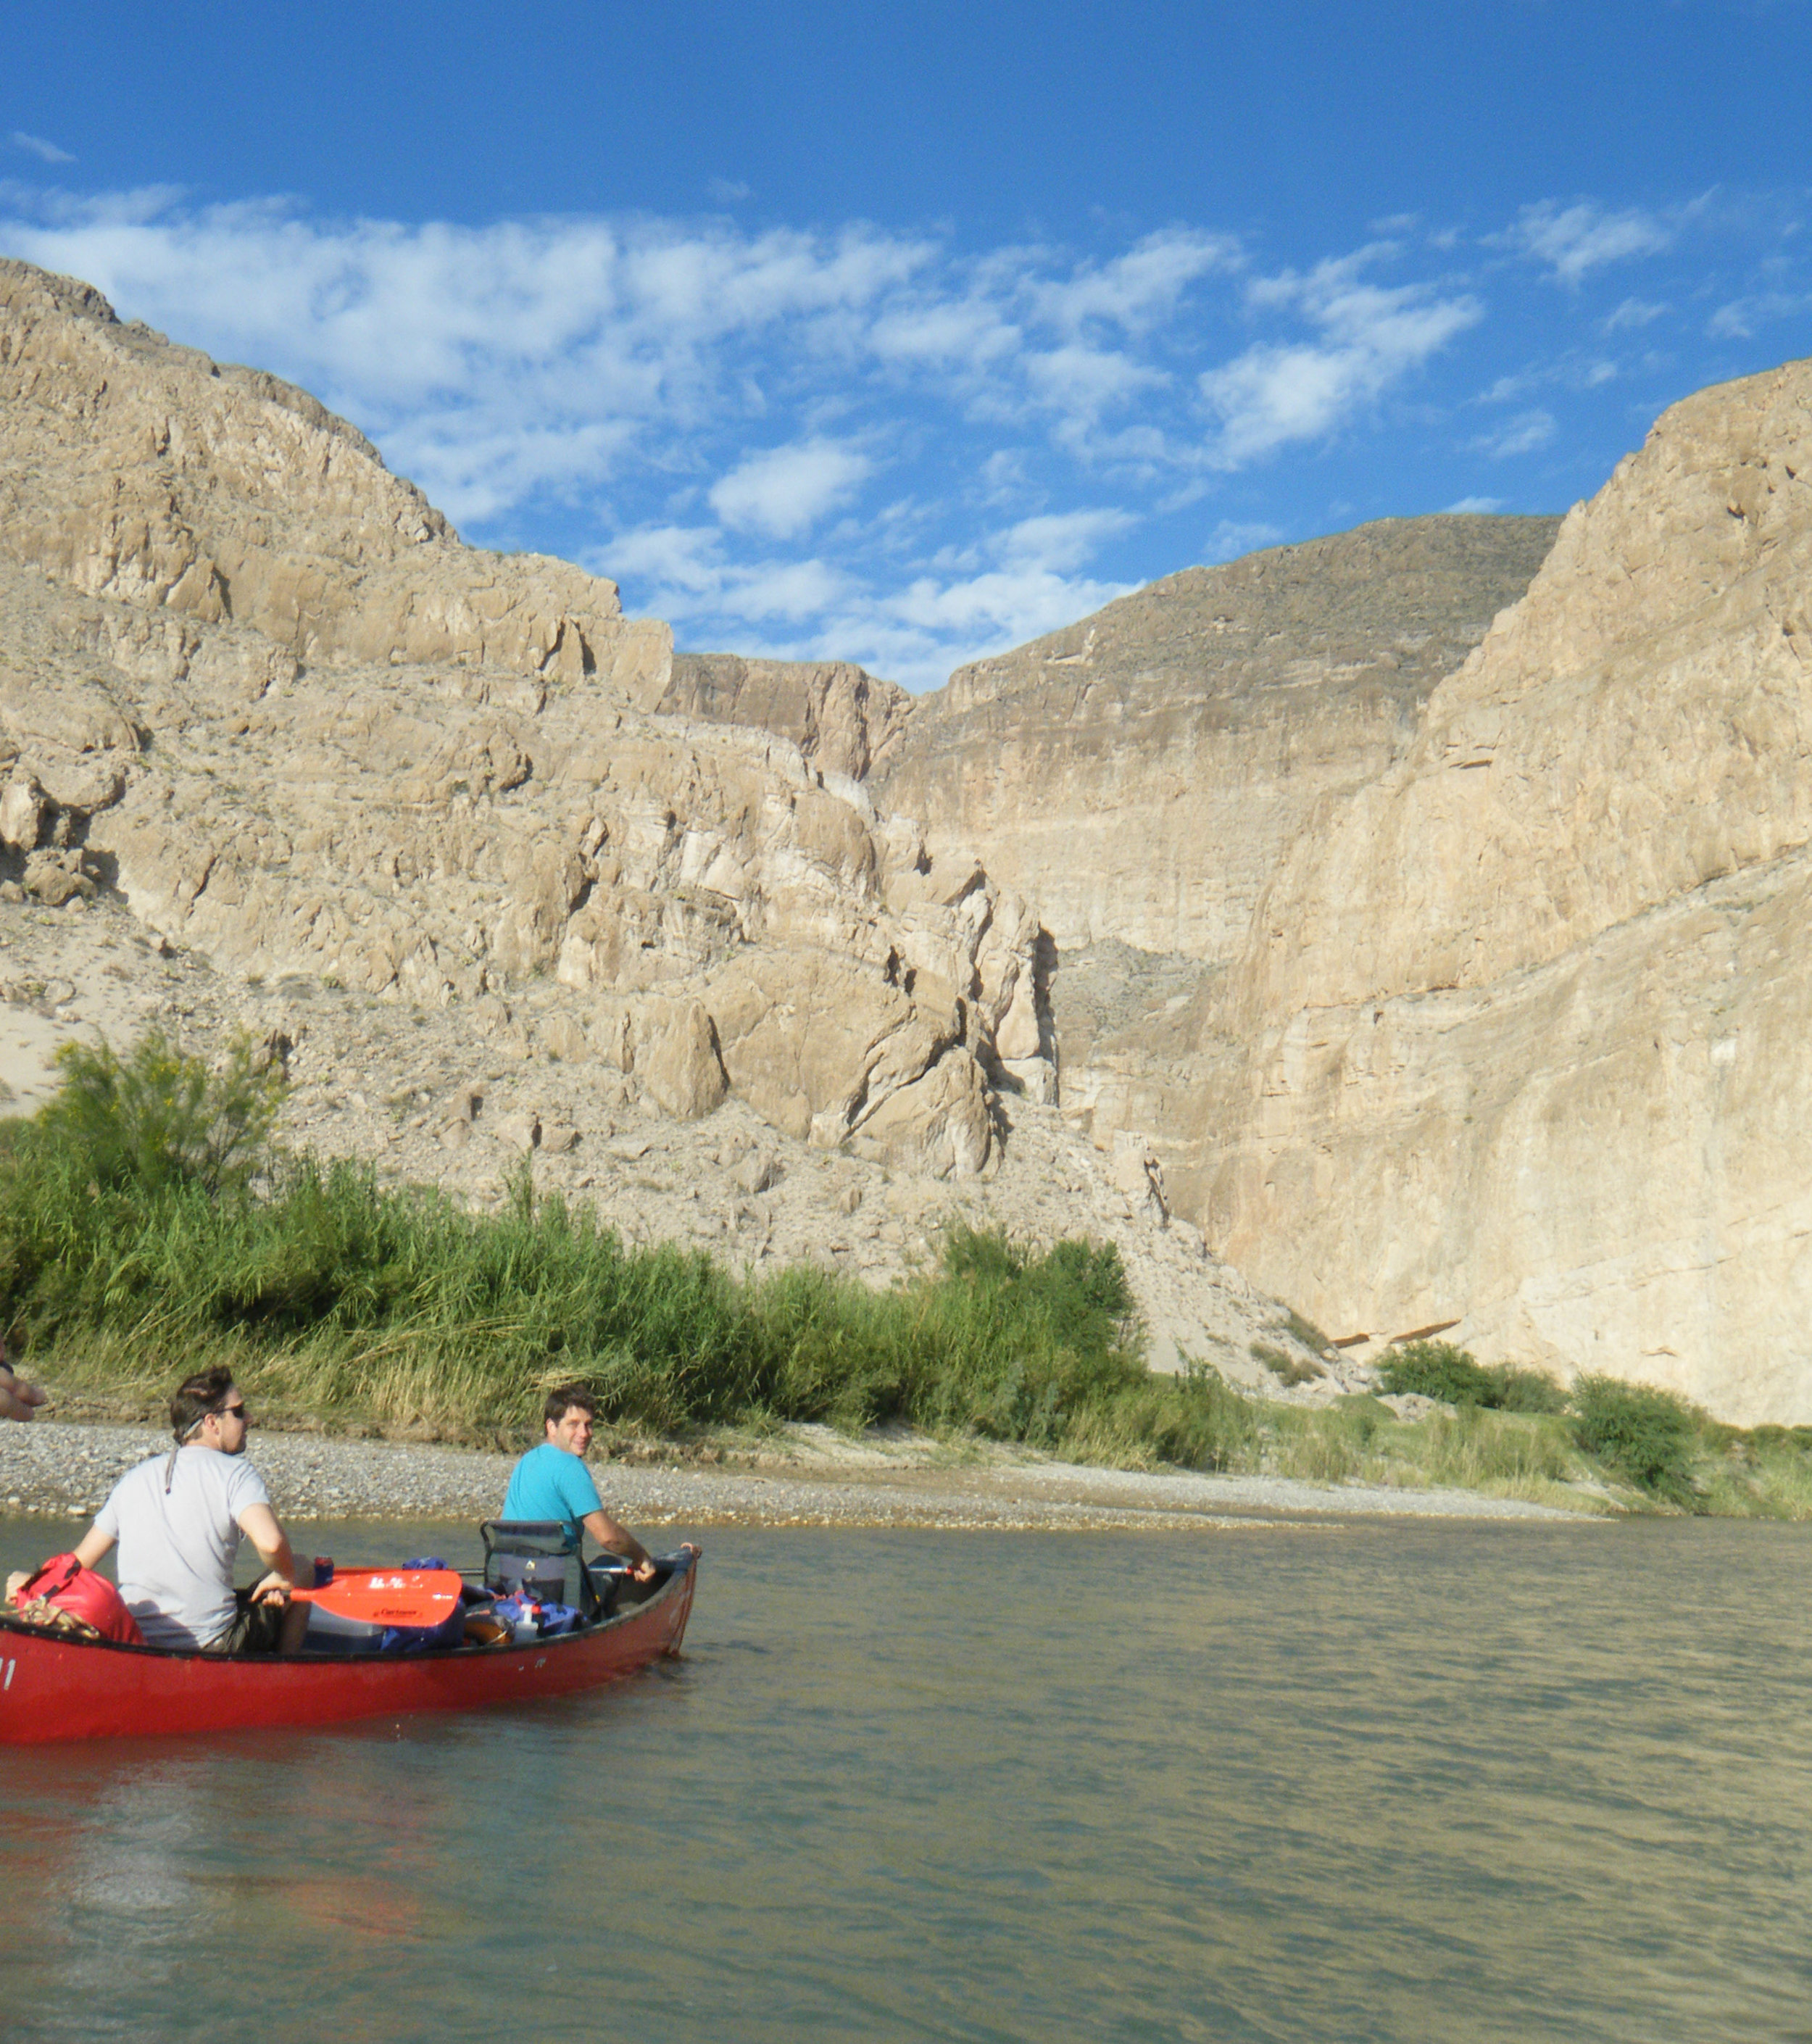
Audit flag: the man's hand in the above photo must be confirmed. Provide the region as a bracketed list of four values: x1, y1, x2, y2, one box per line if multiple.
[249, 1571, 294, 1606]
[0, 1374, 46, 1423]
[627, 1555, 658, 1584]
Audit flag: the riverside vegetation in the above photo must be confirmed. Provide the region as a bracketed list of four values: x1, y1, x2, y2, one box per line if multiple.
[4, 1033, 1810, 1517]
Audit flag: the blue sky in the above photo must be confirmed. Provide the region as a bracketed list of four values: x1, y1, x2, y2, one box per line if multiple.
[4, 1, 1809, 687]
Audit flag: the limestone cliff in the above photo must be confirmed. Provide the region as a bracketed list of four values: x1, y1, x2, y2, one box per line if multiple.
[871, 516, 1560, 960]
[649, 368, 1812, 1424]
[660, 655, 912, 784]
[1192, 358, 1812, 1422]
[0, 262, 668, 698]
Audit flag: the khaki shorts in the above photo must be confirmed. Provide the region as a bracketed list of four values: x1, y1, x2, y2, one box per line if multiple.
[200, 1588, 288, 1655]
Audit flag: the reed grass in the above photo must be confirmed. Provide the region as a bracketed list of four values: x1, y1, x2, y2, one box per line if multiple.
[9, 1031, 1812, 1512]
[1, 1032, 1161, 1453]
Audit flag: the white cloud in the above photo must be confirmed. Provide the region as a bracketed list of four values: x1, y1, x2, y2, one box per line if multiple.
[600, 521, 851, 628]
[994, 508, 1136, 571]
[1200, 252, 1479, 467]
[605, 496, 1139, 690]
[9, 179, 1719, 695]
[1031, 228, 1238, 333]
[888, 560, 1131, 635]
[709, 438, 871, 539]
[1469, 410, 1555, 458]
[1202, 518, 1284, 561]
[869, 296, 1019, 369]
[1603, 297, 1667, 331]
[706, 178, 751, 205]
[10, 132, 74, 165]
[1708, 289, 1812, 338]
[1023, 344, 1164, 421]
[718, 557, 851, 621]
[1510, 202, 1672, 283]
[1444, 495, 1505, 514]
[598, 523, 723, 595]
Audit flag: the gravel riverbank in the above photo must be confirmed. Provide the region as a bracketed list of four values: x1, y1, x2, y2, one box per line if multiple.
[0, 1419, 1594, 1532]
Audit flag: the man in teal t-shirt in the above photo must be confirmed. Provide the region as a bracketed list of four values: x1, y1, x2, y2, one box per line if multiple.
[502, 1386, 656, 1580]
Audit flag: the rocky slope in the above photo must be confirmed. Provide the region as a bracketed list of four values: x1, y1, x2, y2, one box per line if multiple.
[0, 257, 1329, 1399]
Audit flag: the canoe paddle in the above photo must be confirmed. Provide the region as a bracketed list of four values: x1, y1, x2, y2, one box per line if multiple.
[286, 1568, 465, 1628]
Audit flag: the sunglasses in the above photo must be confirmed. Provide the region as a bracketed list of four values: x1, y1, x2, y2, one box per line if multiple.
[215, 1403, 250, 1423]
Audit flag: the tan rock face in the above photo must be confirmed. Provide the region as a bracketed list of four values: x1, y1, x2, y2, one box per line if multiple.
[0, 258, 1036, 1185]
[871, 515, 1561, 959]
[1241, 365, 1812, 1021]
[0, 254, 1468, 1403]
[659, 656, 912, 783]
[1179, 357, 1812, 1421]
[0, 259, 665, 700]
[668, 365, 1812, 1422]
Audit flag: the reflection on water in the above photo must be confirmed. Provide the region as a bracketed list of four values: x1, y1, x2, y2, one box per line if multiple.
[4, 1514, 1812, 2041]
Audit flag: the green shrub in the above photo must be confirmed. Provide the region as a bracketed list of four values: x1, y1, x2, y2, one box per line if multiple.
[1492, 1366, 1569, 1416]
[1378, 1340, 1566, 1414]
[1379, 1341, 1500, 1405]
[1421, 1406, 1574, 1492]
[34, 1028, 283, 1198]
[1, 1049, 1192, 1460]
[1271, 1401, 1378, 1484]
[1570, 1374, 1701, 1507]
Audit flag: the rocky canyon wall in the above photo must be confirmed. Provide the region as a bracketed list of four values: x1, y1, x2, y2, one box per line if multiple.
[870, 517, 1560, 961]
[1193, 358, 1812, 1421]
[0, 259, 1030, 1183]
[658, 365, 1812, 1423]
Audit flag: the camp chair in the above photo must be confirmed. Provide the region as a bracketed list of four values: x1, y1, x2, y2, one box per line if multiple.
[478, 1520, 618, 1623]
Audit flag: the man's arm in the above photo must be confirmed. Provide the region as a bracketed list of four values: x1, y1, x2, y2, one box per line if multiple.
[239, 1501, 309, 1652]
[238, 1500, 298, 1598]
[581, 1508, 657, 1582]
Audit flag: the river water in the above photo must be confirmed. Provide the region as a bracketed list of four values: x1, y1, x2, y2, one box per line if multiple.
[2, 1513, 1810, 2043]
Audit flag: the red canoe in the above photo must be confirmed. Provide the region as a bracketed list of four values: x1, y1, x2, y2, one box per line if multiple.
[0, 1549, 698, 1745]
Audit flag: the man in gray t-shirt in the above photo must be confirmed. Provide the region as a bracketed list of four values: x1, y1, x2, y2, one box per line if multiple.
[71, 1367, 307, 1654]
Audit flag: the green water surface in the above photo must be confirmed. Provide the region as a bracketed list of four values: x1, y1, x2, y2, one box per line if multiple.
[2, 1515, 1808, 2042]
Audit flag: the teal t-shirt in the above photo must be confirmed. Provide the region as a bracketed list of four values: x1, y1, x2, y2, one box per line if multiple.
[501, 1442, 603, 1537]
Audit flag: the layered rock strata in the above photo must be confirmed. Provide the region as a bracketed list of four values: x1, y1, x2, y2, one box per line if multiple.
[659, 655, 912, 784]
[652, 372, 1812, 1424]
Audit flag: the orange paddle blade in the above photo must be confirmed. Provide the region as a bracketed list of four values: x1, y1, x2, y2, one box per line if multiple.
[291, 1568, 464, 1627]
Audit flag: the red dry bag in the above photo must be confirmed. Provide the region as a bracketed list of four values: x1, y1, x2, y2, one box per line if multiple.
[14, 1553, 145, 1645]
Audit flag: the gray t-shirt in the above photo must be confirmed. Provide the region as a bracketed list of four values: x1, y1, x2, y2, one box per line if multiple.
[94, 1446, 273, 1650]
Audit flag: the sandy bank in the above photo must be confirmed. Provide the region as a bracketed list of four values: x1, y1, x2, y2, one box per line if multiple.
[0, 1418, 1594, 1532]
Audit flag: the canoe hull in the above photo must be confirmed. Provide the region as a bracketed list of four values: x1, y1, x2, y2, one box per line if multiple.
[0, 1553, 697, 1745]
